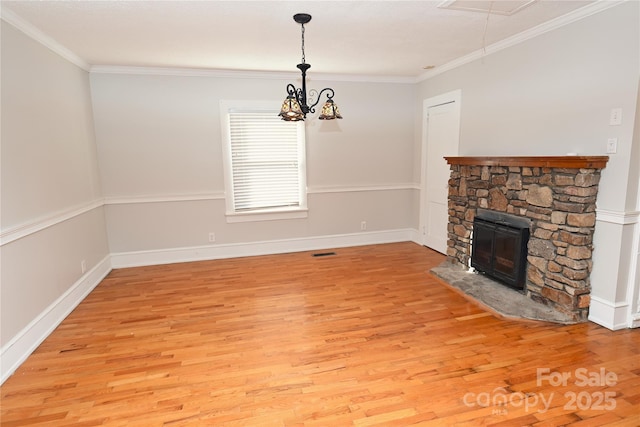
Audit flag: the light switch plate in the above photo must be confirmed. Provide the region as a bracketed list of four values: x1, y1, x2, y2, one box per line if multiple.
[610, 108, 622, 126]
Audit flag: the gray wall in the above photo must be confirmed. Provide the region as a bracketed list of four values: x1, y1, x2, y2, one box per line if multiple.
[1, 23, 110, 347]
[90, 73, 417, 253]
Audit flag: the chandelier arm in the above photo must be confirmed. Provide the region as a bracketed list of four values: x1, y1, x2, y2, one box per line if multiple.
[307, 87, 335, 113]
[307, 89, 319, 108]
[286, 83, 306, 111]
[286, 83, 297, 96]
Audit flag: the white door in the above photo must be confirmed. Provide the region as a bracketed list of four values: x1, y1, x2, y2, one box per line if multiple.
[421, 91, 461, 253]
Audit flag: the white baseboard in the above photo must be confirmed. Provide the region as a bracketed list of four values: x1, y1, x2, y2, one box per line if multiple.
[111, 229, 417, 268]
[0, 255, 112, 384]
[588, 296, 630, 330]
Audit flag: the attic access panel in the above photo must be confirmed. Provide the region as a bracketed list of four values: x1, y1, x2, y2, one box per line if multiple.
[438, 0, 537, 16]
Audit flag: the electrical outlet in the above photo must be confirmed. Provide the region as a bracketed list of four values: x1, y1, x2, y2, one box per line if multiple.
[208, 232, 216, 243]
[81, 260, 86, 274]
[360, 221, 367, 231]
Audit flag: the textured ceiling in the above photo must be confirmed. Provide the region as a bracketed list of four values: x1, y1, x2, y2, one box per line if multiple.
[1, 0, 599, 78]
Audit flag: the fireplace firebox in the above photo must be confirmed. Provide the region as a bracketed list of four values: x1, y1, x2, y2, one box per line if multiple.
[471, 210, 531, 291]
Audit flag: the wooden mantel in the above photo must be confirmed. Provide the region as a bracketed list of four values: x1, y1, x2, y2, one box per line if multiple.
[444, 156, 609, 169]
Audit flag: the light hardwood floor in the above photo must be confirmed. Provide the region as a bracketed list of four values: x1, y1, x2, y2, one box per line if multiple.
[1, 242, 638, 426]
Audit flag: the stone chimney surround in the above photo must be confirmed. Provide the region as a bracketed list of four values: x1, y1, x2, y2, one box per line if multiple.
[444, 156, 609, 322]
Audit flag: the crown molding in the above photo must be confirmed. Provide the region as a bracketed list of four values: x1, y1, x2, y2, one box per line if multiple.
[89, 65, 415, 84]
[89, 65, 300, 80]
[0, 7, 90, 71]
[417, 0, 628, 82]
[298, 73, 415, 84]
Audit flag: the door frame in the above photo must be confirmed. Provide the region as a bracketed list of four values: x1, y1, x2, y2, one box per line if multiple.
[419, 89, 462, 248]
[627, 176, 640, 328]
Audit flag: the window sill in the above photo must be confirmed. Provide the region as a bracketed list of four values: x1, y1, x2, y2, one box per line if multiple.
[225, 208, 308, 223]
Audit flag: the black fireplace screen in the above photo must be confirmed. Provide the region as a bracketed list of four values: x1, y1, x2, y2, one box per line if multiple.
[471, 211, 530, 290]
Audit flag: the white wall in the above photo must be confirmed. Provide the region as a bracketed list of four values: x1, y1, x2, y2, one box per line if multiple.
[417, 2, 640, 329]
[0, 22, 110, 381]
[90, 72, 417, 260]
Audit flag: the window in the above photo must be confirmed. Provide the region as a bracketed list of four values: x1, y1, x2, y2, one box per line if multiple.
[221, 101, 307, 222]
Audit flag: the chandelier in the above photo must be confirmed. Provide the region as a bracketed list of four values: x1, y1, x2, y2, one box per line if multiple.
[279, 13, 343, 121]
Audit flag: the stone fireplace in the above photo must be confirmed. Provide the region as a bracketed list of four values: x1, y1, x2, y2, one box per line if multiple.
[444, 156, 609, 322]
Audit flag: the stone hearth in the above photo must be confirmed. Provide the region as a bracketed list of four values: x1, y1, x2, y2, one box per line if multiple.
[431, 261, 577, 324]
[443, 156, 608, 322]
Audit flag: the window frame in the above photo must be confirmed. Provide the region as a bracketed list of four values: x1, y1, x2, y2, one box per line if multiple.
[220, 100, 308, 223]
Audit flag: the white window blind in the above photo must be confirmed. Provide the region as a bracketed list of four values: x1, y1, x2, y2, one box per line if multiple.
[228, 111, 304, 212]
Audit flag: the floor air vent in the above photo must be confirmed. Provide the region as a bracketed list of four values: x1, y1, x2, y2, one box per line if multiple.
[312, 252, 336, 257]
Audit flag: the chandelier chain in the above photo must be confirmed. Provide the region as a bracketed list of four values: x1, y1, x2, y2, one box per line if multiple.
[300, 24, 306, 64]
